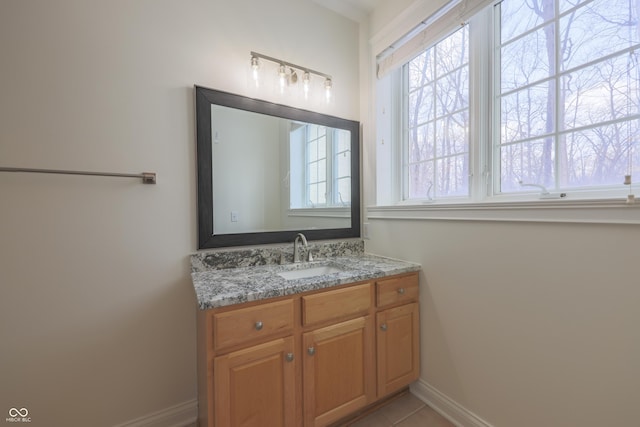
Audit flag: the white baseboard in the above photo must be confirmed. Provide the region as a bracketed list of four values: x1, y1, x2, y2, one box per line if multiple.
[114, 382, 483, 427]
[112, 399, 198, 427]
[410, 380, 494, 427]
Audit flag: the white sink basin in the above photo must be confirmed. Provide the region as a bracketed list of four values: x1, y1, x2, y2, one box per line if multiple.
[277, 264, 346, 280]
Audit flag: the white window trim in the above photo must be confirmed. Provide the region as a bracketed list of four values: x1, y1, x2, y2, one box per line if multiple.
[303, 126, 352, 208]
[367, 198, 640, 224]
[371, 1, 640, 224]
[287, 207, 351, 219]
[304, 125, 330, 208]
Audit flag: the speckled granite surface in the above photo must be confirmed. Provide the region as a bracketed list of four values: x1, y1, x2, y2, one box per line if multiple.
[190, 239, 365, 272]
[191, 242, 420, 310]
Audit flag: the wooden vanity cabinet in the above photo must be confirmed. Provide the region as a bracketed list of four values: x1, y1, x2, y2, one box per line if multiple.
[301, 284, 375, 427]
[197, 299, 297, 427]
[214, 336, 297, 427]
[376, 303, 420, 397]
[376, 274, 421, 398]
[196, 272, 420, 427]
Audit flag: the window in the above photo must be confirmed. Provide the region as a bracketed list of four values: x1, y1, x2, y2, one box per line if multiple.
[381, 0, 640, 206]
[497, 0, 640, 194]
[405, 25, 470, 200]
[333, 129, 352, 206]
[290, 123, 351, 208]
[306, 124, 328, 206]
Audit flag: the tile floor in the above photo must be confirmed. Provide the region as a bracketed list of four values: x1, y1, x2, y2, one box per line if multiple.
[344, 392, 455, 427]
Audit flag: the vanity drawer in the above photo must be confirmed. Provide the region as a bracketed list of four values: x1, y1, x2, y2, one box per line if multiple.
[213, 299, 294, 351]
[376, 274, 419, 307]
[302, 283, 371, 326]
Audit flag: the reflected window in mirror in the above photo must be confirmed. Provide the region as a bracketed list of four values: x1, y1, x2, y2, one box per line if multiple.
[289, 124, 351, 209]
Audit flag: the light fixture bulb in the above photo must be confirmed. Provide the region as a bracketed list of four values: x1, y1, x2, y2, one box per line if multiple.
[278, 64, 287, 92]
[251, 56, 260, 86]
[324, 78, 332, 102]
[303, 71, 310, 99]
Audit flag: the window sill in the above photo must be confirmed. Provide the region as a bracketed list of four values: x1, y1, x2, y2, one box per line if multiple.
[288, 207, 351, 219]
[367, 198, 640, 224]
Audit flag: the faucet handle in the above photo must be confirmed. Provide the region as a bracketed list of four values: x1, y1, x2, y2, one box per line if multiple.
[307, 250, 314, 262]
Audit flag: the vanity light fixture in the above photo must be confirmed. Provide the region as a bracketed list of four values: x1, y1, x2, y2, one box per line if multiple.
[250, 51, 332, 102]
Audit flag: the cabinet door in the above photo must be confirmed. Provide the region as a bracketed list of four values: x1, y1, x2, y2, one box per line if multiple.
[303, 316, 375, 427]
[376, 303, 420, 397]
[214, 336, 297, 427]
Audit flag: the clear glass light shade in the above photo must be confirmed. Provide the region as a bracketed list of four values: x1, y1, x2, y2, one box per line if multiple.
[251, 56, 260, 87]
[303, 71, 310, 99]
[278, 64, 287, 93]
[324, 78, 332, 102]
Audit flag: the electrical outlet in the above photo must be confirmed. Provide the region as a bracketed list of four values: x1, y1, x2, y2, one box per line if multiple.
[231, 211, 239, 222]
[363, 222, 370, 239]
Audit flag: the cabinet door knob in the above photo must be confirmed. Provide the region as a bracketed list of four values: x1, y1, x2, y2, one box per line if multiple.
[307, 347, 316, 356]
[255, 321, 264, 331]
[397, 288, 405, 295]
[286, 353, 294, 362]
[380, 323, 388, 331]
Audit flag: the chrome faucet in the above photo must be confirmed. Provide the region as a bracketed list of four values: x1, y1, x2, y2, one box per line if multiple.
[293, 233, 309, 263]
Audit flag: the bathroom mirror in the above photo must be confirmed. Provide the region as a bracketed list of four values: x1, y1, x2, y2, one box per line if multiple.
[195, 86, 360, 249]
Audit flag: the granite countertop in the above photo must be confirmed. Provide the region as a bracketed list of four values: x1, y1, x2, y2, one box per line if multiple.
[191, 253, 421, 310]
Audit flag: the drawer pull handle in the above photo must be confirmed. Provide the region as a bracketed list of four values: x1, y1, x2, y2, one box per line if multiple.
[286, 353, 294, 362]
[397, 288, 405, 295]
[255, 321, 264, 331]
[307, 347, 316, 356]
[380, 323, 388, 331]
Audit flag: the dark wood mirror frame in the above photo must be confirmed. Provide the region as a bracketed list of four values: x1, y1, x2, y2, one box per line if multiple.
[195, 86, 361, 249]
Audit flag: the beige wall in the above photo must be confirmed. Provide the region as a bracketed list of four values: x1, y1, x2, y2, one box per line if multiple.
[0, 0, 359, 426]
[211, 106, 282, 234]
[365, 219, 640, 426]
[364, 1, 640, 426]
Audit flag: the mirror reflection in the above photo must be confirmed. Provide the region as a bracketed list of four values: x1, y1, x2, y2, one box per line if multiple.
[212, 105, 352, 234]
[195, 86, 360, 249]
